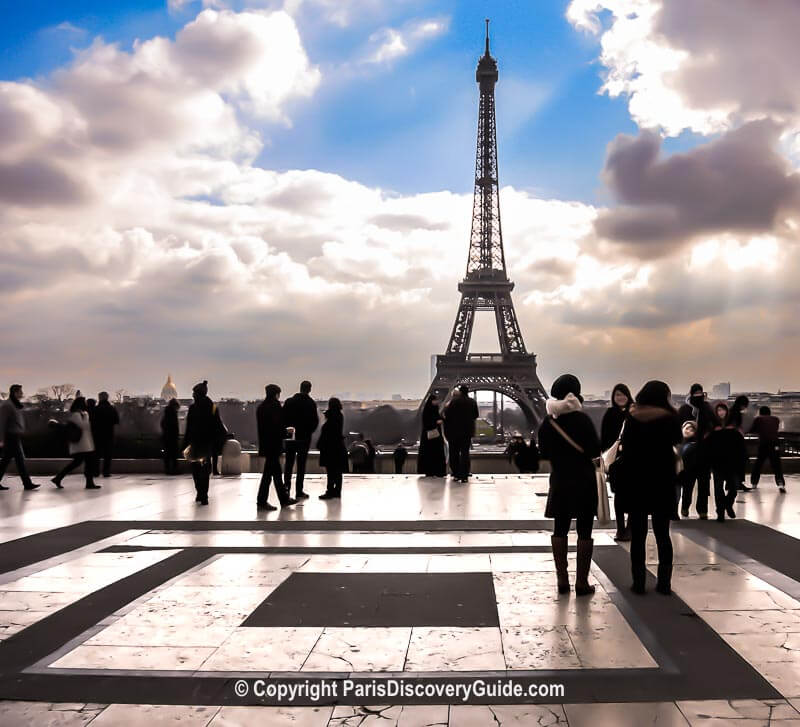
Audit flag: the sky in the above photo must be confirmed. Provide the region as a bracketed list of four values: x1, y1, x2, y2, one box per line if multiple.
[1, 0, 799, 401]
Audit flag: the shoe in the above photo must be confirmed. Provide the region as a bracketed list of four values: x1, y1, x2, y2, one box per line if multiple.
[86, 484, 101, 489]
[551, 536, 570, 594]
[0, 484, 8, 491]
[319, 492, 335, 500]
[102, 473, 111, 478]
[698, 513, 708, 520]
[613, 531, 631, 542]
[670, 512, 681, 521]
[655, 583, 672, 596]
[51, 477, 64, 489]
[257, 502, 277, 511]
[630, 583, 646, 595]
[725, 505, 736, 519]
[281, 498, 298, 508]
[296, 492, 310, 500]
[779, 486, 787, 494]
[739, 484, 752, 492]
[199, 498, 209, 506]
[716, 514, 725, 522]
[575, 539, 596, 597]
[23, 483, 40, 490]
[680, 507, 689, 518]
[751, 483, 758, 489]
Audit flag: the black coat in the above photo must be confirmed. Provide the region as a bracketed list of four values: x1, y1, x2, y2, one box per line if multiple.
[600, 406, 626, 451]
[677, 399, 719, 440]
[418, 400, 446, 476]
[708, 427, 747, 481]
[618, 405, 682, 515]
[443, 395, 479, 441]
[317, 410, 348, 471]
[93, 401, 119, 444]
[282, 393, 319, 442]
[538, 411, 600, 520]
[257, 398, 285, 456]
[183, 396, 220, 459]
[161, 408, 179, 455]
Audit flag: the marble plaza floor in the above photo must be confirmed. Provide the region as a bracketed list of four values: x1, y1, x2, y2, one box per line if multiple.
[1, 472, 800, 725]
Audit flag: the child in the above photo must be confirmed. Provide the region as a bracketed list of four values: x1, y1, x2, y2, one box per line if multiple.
[678, 421, 698, 519]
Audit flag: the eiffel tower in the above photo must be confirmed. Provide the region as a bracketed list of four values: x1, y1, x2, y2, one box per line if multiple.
[422, 21, 547, 429]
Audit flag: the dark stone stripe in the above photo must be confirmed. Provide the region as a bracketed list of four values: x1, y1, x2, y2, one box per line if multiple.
[0, 549, 210, 675]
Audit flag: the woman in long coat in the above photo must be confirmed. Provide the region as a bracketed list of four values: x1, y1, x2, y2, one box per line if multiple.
[52, 397, 99, 489]
[601, 383, 633, 541]
[183, 381, 219, 505]
[618, 380, 682, 595]
[538, 374, 600, 596]
[417, 393, 446, 477]
[317, 397, 348, 499]
[161, 398, 180, 475]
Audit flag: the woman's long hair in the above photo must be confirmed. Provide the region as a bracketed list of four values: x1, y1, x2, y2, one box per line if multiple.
[70, 396, 87, 413]
[611, 383, 633, 410]
[635, 381, 676, 413]
[326, 397, 343, 418]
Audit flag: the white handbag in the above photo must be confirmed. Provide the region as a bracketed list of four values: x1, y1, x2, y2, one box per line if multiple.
[426, 428, 441, 440]
[601, 421, 625, 470]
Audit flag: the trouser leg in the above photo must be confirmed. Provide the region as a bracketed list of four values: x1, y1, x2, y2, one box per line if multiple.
[55, 455, 83, 482]
[268, 453, 288, 504]
[448, 443, 460, 478]
[102, 441, 113, 477]
[283, 441, 297, 492]
[751, 446, 767, 486]
[680, 471, 695, 512]
[769, 445, 785, 486]
[614, 495, 627, 537]
[713, 470, 726, 516]
[695, 465, 711, 515]
[294, 441, 309, 495]
[461, 441, 471, 479]
[193, 460, 210, 500]
[652, 513, 673, 590]
[629, 511, 648, 589]
[83, 453, 97, 486]
[3, 437, 33, 486]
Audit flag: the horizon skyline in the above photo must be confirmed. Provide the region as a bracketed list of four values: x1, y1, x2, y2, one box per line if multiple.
[3, 1, 799, 399]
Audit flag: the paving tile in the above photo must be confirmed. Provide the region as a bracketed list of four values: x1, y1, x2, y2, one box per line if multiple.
[501, 625, 581, 670]
[201, 627, 323, 672]
[208, 706, 333, 726]
[50, 645, 216, 671]
[449, 705, 567, 725]
[404, 626, 505, 671]
[302, 627, 411, 672]
[88, 704, 219, 726]
[565, 701, 690, 727]
[677, 698, 800, 724]
[329, 705, 448, 726]
[0, 702, 106, 727]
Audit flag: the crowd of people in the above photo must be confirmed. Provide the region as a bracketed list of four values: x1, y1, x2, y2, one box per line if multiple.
[0, 377, 791, 596]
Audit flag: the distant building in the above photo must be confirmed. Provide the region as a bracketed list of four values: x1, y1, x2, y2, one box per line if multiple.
[391, 394, 402, 401]
[711, 382, 731, 399]
[160, 374, 178, 401]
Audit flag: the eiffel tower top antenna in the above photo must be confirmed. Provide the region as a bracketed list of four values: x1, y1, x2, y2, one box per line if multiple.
[485, 18, 490, 55]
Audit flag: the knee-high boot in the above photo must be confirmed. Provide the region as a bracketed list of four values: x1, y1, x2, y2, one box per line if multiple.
[550, 536, 570, 594]
[575, 538, 596, 596]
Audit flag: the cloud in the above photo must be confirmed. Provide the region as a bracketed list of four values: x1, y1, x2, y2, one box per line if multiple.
[594, 120, 800, 252]
[567, 0, 800, 137]
[364, 17, 449, 65]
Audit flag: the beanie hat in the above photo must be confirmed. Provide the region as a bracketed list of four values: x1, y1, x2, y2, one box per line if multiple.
[192, 380, 208, 396]
[550, 374, 582, 403]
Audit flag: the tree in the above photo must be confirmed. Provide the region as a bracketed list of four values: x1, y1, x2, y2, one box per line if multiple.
[49, 384, 76, 402]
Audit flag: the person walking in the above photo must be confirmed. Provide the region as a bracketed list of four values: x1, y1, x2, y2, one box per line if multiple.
[443, 385, 479, 483]
[601, 383, 633, 541]
[256, 384, 296, 511]
[282, 380, 319, 500]
[161, 398, 180, 475]
[677, 421, 699, 517]
[677, 383, 719, 519]
[318, 397, 347, 499]
[727, 395, 752, 491]
[707, 413, 746, 522]
[92, 391, 119, 478]
[750, 406, 786, 493]
[538, 374, 600, 597]
[182, 381, 220, 505]
[618, 381, 681, 595]
[418, 393, 446, 477]
[0, 384, 40, 491]
[392, 441, 408, 474]
[52, 397, 100, 489]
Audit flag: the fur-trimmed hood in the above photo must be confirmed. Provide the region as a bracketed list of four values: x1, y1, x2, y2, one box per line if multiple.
[630, 403, 673, 422]
[546, 393, 582, 418]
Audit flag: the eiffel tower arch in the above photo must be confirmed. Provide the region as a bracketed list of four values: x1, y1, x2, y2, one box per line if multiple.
[422, 21, 548, 431]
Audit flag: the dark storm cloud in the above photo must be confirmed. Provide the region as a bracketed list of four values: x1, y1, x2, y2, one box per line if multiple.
[594, 120, 800, 252]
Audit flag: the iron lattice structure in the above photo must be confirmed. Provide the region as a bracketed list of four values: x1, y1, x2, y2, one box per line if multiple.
[422, 21, 547, 430]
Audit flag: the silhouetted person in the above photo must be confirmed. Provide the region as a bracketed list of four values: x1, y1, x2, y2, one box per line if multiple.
[91, 391, 119, 478]
[161, 398, 180, 475]
[364, 438, 377, 473]
[256, 384, 296, 511]
[504, 433, 539, 473]
[538, 374, 600, 596]
[282, 380, 319, 499]
[52, 397, 100, 489]
[0, 384, 39, 491]
[677, 383, 719, 519]
[707, 412, 746, 522]
[444, 385, 479, 482]
[318, 397, 347, 499]
[393, 441, 408, 474]
[418, 393, 446, 477]
[619, 381, 681, 595]
[183, 381, 220, 505]
[727, 395, 751, 490]
[678, 421, 699, 517]
[349, 432, 370, 474]
[601, 383, 633, 541]
[750, 406, 786, 493]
